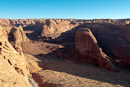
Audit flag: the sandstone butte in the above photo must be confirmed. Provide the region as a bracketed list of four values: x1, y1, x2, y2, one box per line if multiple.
[74, 28, 116, 71]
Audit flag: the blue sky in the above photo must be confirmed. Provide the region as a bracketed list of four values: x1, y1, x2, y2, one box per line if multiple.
[0, 0, 130, 19]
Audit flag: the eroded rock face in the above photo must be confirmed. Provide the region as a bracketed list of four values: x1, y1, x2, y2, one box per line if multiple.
[8, 25, 42, 55]
[9, 19, 45, 27]
[75, 28, 116, 71]
[0, 26, 31, 87]
[82, 23, 130, 68]
[1, 18, 130, 69]
[113, 46, 130, 68]
[41, 19, 79, 39]
[9, 25, 29, 48]
[0, 18, 10, 25]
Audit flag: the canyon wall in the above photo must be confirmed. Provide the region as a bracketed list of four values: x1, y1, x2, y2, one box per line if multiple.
[0, 25, 31, 87]
[0, 18, 130, 68]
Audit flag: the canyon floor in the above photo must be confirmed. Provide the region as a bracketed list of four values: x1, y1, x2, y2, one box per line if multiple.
[25, 53, 130, 87]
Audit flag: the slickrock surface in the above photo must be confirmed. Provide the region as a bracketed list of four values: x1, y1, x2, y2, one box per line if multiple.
[75, 28, 116, 70]
[0, 26, 31, 87]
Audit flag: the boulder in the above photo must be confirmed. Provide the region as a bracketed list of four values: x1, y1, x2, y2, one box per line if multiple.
[75, 28, 116, 71]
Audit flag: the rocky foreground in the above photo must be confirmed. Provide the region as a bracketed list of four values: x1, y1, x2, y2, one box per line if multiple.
[0, 18, 130, 87]
[25, 53, 130, 87]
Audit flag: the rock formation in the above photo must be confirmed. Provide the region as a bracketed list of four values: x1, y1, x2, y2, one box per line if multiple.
[1, 17, 130, 86]
[9, 25, 29, 47]
[8, 25, 43, 55]
[0, 26, 32, 87]
[41, 19, 79, 39]
[82, 23, 130, 68]
[1, 18, 130, 69]
[0, 18, 10, 25]
[75, 28, 116, 71]
[9, 19, 45, 27]
[112, 46, 130, 68]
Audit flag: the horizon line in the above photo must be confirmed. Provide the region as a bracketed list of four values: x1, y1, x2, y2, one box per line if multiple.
[1, 18, 130, 20]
